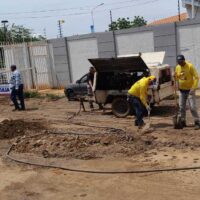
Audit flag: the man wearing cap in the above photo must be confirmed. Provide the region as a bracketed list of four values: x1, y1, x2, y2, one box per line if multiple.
[10, 65, 25, 111]
[128, 75, 156, 128]
[175, 55, 200, 130]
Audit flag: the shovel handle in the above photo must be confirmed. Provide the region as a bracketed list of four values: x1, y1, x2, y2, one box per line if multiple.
[173, 76, 179, 107]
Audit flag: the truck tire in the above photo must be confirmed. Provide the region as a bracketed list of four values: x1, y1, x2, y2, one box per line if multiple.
[112, 97, 131, 118]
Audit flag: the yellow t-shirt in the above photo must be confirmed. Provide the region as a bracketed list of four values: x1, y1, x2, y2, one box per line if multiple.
[128, 77, 149, 107]
[175, 61, 199, 90]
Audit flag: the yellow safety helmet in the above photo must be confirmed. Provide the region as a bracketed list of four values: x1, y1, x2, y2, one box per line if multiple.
[148, 75, 156, 81]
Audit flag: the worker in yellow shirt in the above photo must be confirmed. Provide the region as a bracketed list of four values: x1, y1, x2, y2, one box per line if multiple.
[175, 55, 200, 130]
[128, 75, 156, 128]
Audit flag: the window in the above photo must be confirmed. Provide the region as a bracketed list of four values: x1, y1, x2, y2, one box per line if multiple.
[80, 75, 88, 83]
[159, 68, 171, 84]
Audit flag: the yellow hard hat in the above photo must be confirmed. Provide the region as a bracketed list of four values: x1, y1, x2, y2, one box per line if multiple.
[149, 75, 156, 81]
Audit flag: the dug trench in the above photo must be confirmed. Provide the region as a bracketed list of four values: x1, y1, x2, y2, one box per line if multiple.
[1, 121, 200, 172]
[1, 97, 200, 172]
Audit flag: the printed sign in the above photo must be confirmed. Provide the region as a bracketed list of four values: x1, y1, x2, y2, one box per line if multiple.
[0, 84, 11, 95]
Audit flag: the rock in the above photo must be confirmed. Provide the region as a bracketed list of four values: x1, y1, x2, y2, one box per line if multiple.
[42, 150, 49, 158]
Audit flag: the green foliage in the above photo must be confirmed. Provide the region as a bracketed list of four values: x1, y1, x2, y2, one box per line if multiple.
[0, 24, 45, 43]
[45, 93, 63, 101]
[24, 91, 42, 99]
[24, 91, 64, 101]
[109, 16, 147, 31]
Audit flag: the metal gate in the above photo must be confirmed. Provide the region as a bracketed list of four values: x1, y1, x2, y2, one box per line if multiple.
[0, 42, 54, 91]
[29, 42, 54, 90]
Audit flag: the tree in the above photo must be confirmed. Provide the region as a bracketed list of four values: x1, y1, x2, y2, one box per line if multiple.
[132, 16, 147, 27]
[0, 24, 45, 43]
[109, 16, 147, 31]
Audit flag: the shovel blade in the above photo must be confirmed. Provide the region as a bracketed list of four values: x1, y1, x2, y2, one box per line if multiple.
[141, 123, 151, 134]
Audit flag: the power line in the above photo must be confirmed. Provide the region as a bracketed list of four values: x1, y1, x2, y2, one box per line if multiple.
[2, 0, 161, 20]
[1, 12, 90, 21]
[104, 0, 160, 11]
[0, 5, 92, 16]
[0, 0, 155, 16]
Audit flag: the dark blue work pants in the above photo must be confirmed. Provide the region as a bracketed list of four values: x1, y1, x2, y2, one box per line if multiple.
[128, 95, 145, 126]
[10, 84, 25, 110]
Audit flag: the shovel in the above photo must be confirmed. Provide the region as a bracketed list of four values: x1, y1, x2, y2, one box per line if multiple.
[172, 78, 183, 129]
[141, 105, 154, 134]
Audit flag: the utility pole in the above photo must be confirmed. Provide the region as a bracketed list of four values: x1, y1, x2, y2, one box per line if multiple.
[43, 28, 47, 39]
[110, 10, 113, 28]
[22, 29, 25, 43]
[178, 0, 181, 21]
[109, 10, 117, 58]
[58, 20, 65, 38]
[192, 0, 195, 18]
[90, 3, 104, 33]
[1, 20, 8, 43]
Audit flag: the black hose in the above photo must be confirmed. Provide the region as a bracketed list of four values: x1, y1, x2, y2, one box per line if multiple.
[5, 131, 200, 174]
[6, 144, 200, 174]
[67, 122, 126, 134]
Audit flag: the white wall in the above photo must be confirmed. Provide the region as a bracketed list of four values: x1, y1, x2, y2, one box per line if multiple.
[177, 24, 200, 74]
[68, 38, 98, 82]
[116, 31, 154, 56]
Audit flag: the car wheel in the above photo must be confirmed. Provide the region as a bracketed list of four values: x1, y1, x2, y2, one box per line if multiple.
[112, 97, 131, 118]
[67, 90, 75, 101]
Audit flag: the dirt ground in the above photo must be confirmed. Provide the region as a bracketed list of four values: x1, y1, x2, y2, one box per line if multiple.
[0, 93, 200, 200]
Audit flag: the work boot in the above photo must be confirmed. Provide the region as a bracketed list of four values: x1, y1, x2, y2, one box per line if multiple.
[98, 104, 103, 110]
[135, 120, 139, 126]
[181, 121, 187, 128]
[12, 108, 20, 112]
[90, 103, 94, 110]
[19, 108, 26, 111]
[138, 121, 145, 129]
[194, 122, 200, 130]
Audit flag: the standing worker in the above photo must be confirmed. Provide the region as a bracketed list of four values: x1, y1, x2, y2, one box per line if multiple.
[175, 55, 200, 130]
[87, 66, 103, 110]
[10, 65, 25, 111]
[128, 76, 156, 129]
[87, 66, 95, 110]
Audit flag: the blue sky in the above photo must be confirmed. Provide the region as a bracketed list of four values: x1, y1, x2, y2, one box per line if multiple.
[0, 0, 186, 39]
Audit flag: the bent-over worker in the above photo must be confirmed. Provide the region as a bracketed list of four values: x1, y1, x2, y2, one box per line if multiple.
[175, 55, 200, 130]
[128, 76, 156, 129]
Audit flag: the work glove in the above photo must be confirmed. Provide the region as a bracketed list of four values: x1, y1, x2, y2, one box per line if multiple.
[146, 105, 151, 112]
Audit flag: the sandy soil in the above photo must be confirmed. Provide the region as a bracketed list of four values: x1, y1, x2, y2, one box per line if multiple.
[0, 94, 200, 200]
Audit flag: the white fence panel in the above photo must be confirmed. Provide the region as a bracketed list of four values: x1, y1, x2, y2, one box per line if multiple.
[116, 31, 154, 56]
[177, 24, 200, 75]
[30, 44, 54, 89]
[68, 38, 98, 82]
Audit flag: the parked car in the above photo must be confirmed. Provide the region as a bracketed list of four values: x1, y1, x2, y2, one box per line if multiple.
[88, 52, 174, 118]
[64, 74, 88, 101]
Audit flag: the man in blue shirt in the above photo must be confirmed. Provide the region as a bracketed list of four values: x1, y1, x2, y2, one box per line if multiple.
[10, 65, 25, 111]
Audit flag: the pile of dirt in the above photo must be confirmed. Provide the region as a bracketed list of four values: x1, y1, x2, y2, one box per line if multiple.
[13, 128, 200, 160]
[0, 119, 45, 139]
[13, 133, 156, 160]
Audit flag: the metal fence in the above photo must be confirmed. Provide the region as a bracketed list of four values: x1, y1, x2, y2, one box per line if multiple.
[0, 41, 55, 92]
[0, 68, 35, 93]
